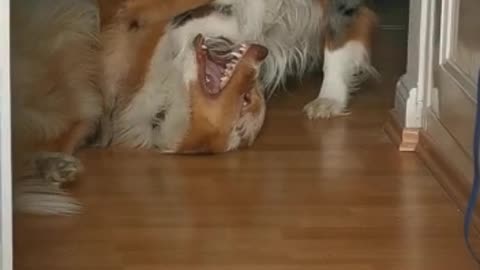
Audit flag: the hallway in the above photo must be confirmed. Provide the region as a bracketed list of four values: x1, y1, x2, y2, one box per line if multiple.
[14, 1, 479, 269]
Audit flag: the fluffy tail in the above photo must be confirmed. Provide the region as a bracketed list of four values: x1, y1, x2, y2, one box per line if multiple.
[14, 177, 81, 216]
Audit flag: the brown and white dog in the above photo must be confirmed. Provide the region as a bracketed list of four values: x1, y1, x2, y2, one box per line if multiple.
[117, 0, 378, 118]
[12, 0, 269, 215]
[98, 0, 269, 153]
[98, 0, 378, 150]
[12, 0, 377, 215]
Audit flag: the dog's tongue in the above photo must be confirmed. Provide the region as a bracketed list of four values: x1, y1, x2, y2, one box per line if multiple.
[205, 58, 223, 94]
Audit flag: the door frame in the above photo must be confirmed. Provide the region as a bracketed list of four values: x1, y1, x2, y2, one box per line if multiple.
[0, 0, 13, 269]
[393, 0, 436, 130]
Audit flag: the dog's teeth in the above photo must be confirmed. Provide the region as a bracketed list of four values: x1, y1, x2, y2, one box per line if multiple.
[220, 78, 228, 86]
[232, 59, 239, 64]
[206, 77, 211, 83]
[239, 47, 247, 53]
[220, 76, 228, 88]
[201, 45, 207, 50]
[226, 63, 235, 70]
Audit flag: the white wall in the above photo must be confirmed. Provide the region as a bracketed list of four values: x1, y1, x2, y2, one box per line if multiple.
[0, 0, 13, 269]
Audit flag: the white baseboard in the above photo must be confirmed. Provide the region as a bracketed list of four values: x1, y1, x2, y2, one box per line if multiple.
[394, 74, 422, 129]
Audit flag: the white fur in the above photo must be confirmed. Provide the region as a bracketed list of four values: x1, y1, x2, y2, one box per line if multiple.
[111, 35, 189, 150]
[216, 0, 324, 97]
[304, 41, 373, 119]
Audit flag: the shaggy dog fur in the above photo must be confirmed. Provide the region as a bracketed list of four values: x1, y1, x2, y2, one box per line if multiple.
[11, 0, 378, 215]
[12, 0, 269, 215]
[210, 0, 378, 118]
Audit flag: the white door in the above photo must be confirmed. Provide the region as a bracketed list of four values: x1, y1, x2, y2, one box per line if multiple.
[0, 0, 13, 269]
[431, 0, 478, 154]
[425, 0, 479, 189]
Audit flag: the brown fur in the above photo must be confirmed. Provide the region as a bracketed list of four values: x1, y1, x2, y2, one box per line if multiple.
[33, 121, 93, 154]
[325, 6, 378, 50]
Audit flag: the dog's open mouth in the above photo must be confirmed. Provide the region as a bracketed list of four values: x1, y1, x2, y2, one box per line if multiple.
[194, 34, 249, 96]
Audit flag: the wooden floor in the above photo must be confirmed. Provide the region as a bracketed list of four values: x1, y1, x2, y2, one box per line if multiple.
[14, 2, 480, 270]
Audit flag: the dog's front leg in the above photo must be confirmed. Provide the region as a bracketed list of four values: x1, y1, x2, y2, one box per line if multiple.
[14, 120, 94, 215]
[304, 3, 378, 119]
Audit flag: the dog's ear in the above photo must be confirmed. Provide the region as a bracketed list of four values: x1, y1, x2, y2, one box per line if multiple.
[102, 0, 219, 32]
[110, 0, 215, 27]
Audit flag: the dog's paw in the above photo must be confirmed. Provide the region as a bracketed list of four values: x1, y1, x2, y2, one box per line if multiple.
[303, 98, 350, 119]
[34, 153, 83, 186]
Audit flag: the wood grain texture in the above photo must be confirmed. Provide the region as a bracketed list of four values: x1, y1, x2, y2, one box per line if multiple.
[14, 1, 480, 269]
[417, 131, 480, 228]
